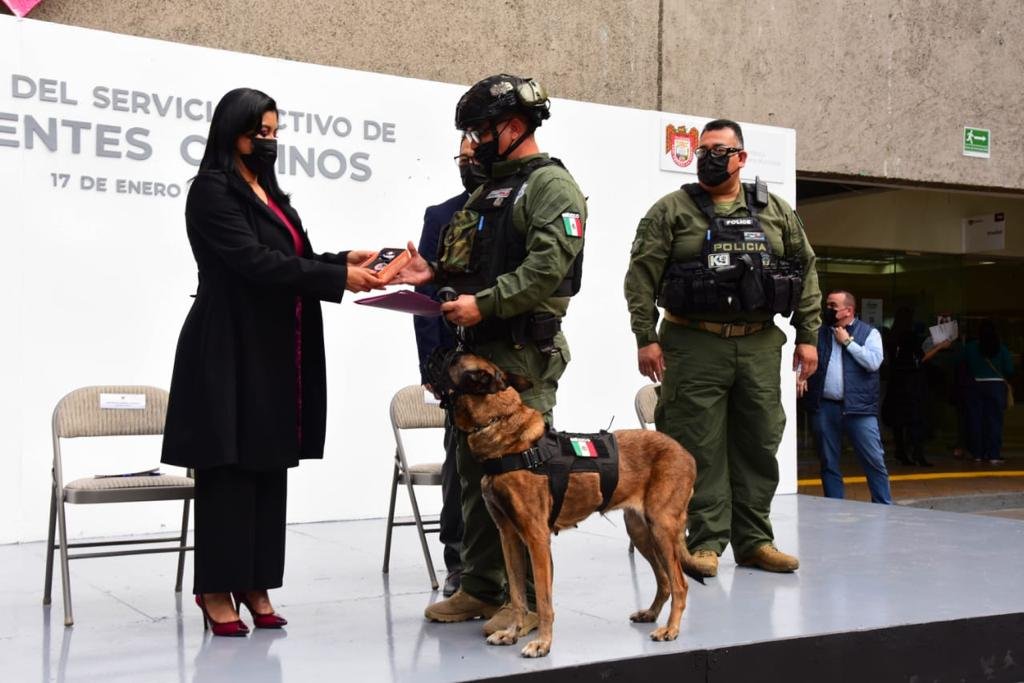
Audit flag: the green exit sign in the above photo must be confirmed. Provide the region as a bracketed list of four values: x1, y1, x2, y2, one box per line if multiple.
[963, 127, 991, 158]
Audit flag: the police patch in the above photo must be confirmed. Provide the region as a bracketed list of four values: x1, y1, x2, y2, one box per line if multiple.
[514, 182, 528, 205]
[708, 253, 730, 268]
[486, 187, 513, 207]
[743, 232, 766, 241]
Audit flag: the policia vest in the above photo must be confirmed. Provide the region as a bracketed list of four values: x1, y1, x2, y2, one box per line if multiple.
[437, 158, 583, 345]
[480, 429, 619, 530]
[658, 182, 803, 317]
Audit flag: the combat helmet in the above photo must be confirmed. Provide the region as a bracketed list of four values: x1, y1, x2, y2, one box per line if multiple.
[455, 74, 551, 131]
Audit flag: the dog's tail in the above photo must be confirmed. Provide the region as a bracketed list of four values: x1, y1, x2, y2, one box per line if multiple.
[677, 488, 706, 585]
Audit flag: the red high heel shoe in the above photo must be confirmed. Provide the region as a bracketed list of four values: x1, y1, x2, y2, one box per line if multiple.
[195, 594, 249, 637]
[233, 592, 288, 629]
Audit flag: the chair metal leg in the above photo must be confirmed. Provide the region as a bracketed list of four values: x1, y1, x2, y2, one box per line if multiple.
[55, 497, 73, 626]
[404, 478, 438, 590]
[175, 499, 190, 593]
[43, 483, 57, 605]
[382, 463, 400, 573]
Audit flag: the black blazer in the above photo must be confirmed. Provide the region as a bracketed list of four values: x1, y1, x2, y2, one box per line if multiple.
[161, 171, 348, 471]
[413, 191, 466, 383]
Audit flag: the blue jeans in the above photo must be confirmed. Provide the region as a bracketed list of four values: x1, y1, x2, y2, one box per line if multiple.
[811, 400, 892, 504]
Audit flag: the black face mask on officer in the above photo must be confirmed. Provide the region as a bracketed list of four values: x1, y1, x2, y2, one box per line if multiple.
[472, 119, 531, 174]
[241, 136, 278, 176]
[697, 153, 733, 187]
[822, 307, 839, 327]
[472, 132, 502, 173]
[460, 162, 488, 193]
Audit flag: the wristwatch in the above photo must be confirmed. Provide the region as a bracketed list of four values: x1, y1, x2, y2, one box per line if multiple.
[842, 337, 852, 347]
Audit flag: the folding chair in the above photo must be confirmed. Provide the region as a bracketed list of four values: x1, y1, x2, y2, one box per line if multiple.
[635, 384, 658, 430]
[382, 385, 445, 590]
[630, 384, 659, 553]
[43, 386, 194, 626]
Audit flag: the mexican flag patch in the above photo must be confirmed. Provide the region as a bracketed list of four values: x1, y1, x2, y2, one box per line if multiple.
[570, 437, 598, 458]
[561, 212, 584, 237]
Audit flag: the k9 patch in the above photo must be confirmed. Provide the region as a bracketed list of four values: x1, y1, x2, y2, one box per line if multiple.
[708, 253, 731, 268]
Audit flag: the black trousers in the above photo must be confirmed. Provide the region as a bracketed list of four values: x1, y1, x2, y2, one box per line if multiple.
[193, 466, 288, 594]
[440, 417, 464, 572]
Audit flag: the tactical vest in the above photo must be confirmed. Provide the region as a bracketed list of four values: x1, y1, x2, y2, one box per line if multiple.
[437, 157, 584, 346]
[658, 183, 803, 317]
[438, 157, 583, 297]
[480, 429, 619, 530]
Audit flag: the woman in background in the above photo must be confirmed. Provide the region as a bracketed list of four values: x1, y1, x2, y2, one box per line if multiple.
[161, 88, 381, 636]
[964, 319, 1015, 465]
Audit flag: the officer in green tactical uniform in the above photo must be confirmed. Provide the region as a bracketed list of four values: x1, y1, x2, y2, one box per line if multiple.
[396, 74, 586, 635]
[623, 119, 820, 577]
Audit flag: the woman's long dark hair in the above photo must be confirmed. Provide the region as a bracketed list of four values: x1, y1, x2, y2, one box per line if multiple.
[979, 319, 1001, 359]
[198, 87, 289, 205]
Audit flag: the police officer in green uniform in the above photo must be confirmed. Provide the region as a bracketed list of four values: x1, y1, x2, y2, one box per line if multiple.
[623, 119, 820, 577]
[396, 74, 586, 635]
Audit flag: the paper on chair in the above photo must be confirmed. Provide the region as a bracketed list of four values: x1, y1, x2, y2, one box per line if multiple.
[354, 290, 442, 317]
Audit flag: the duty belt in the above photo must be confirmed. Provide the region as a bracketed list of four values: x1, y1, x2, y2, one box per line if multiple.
[663, 311, 767, 338]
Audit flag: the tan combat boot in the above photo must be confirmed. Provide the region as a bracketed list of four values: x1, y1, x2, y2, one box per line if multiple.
[685, 548, 719, 578]
[737, 544, 800, 572]
[424, 589, 500, 623]
[482, 603, 539, 637]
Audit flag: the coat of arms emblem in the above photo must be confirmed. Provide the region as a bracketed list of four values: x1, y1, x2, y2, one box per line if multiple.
[665, 125, 699, 168]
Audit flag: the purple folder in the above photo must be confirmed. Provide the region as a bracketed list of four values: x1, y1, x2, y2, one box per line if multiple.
[354, 290, 443, 317]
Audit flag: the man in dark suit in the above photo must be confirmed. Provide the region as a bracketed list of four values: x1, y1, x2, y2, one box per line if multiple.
[413, 139, 487, 596]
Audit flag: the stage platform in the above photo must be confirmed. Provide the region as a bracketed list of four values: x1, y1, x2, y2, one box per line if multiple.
[2, 495, 1023, 682]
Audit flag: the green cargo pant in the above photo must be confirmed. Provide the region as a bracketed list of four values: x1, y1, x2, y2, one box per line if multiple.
[654, 320, 786, 560]
[456, 332, 569, 606]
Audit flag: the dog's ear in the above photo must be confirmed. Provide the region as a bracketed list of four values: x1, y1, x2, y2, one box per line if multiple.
[504, 372, 533, 393]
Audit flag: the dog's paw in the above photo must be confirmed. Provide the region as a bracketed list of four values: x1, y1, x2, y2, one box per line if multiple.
[629, 609, 658, 623]
[520, 638, 551, 658]
[486, 629, 518, 647]
[649, 625, 679, 642]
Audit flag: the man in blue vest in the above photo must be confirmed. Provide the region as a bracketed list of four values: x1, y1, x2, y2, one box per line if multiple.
[801, 290, 892, 504]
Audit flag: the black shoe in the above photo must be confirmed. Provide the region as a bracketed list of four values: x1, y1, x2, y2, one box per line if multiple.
[895, 452, 914, 466]
[442, 569, 462, 598]
[914, 454, 934, 467]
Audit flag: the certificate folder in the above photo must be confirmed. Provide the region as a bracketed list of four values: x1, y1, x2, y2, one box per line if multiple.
[354, 290, 442, 317]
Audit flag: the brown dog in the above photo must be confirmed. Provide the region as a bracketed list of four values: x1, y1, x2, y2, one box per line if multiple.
[445, 353, 697, 658]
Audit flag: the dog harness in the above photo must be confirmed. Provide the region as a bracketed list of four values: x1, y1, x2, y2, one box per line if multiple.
[481, 428, 619, 529]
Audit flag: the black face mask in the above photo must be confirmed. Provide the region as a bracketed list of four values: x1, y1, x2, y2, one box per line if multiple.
[472, 137, 501, 174]
[822, 307, 839, 327]
[241, 137, 278, 176]
[697, 153, 733, 187]
[471, 120, 531, 174]
[460, 162, 488, 193]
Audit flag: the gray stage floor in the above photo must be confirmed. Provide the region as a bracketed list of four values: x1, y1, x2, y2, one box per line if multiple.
[2, 495, 1023, 682]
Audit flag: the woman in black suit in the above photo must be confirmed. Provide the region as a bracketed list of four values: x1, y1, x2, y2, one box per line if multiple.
[161, 88, 380, 636]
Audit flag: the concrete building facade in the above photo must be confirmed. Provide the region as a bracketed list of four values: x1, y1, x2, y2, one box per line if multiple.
[7, 0, 1022, 192]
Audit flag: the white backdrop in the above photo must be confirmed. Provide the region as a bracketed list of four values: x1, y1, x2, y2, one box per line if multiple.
[0, 15, 798, 544]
